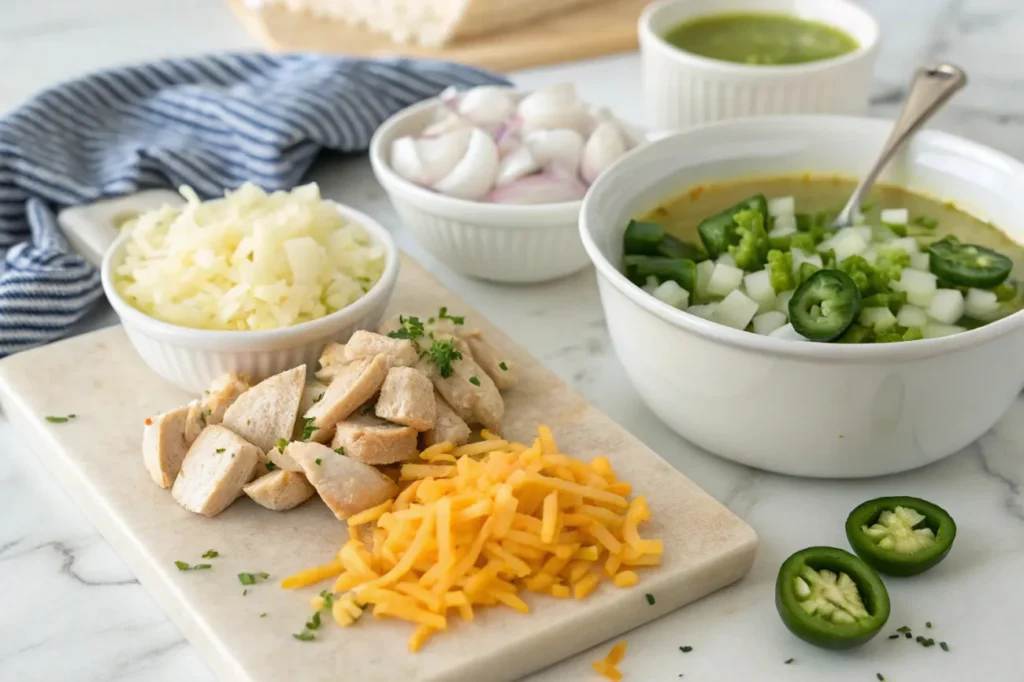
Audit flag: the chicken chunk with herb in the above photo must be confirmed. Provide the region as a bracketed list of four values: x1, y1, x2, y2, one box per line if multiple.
[200, 372, 251, 425]
[462, 330, 518, 390]
[288, 441, 398, 520]
[375, 366, 435, 431]
[303, 354, 388, 443]
[171, 425, 261, 516]
[142, 402, 206, 488]
[243, 470, 316, 511]
[344, 330, 418, 368]
[332, 413, 418, 465]
[422, 391, 471, 447]
[222, 366, 306, 453]
[315, 342, 347, 384]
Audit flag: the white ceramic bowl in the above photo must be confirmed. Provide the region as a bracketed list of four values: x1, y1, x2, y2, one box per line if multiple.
[369, 92, 642, 284]
[580, 116, 1024, 478]
[101, 202, 400, 393]
[639, 0, 881, 134]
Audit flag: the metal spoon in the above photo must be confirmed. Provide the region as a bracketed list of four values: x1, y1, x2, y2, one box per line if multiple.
[831, 64, 967, 229]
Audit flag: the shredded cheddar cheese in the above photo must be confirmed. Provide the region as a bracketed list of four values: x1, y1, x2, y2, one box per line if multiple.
[280, 426, 662, 652]
[593, 640, 627, 680]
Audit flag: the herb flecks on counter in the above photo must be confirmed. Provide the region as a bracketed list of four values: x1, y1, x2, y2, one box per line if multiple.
[238, 572, 269, 586]
[45, 414, 77, 423]
[646, 593, 656, 605]
[175, 561, 212, 571]
[201, 549, 219, 558]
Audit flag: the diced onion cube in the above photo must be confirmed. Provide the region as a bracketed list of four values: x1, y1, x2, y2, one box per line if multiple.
[896, 305, 929, 329]
[717, 253, 737, 268]
[881, 208, 909, 226]
[838, 226, 873, 244]
[889, 237, 920, 255]
[642, 276, 659, 294]
[696, 260, 716, 298]
[927, 288, 965, 325]
[923, 323, 966, 338]
[775, 290, 795, 314]
[832, 230, 869, 262]
[859, 307, 897, 333]
[910, 252, 930, 271]
[687, 303, 718, 320]
[805, 253, 824, 269]
[743, 269, 776, 311]
[714, 290, 759, 330]
[768, 196, 795, 217]
[965, 288, 1000, 320]
[769, 223, 797, 239]
[768, 323, 807, 341]
[892, 269, 937, 307]
[752, 311, 787, 335]
[707, 263, 744, 297]
[790, 248, 808, 276]
[652, 280, 690, 309]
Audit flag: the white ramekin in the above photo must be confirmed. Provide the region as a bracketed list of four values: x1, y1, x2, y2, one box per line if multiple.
[579, 116, 1024, 478]
[369, 92, 642, 284]
[101, 202, 400, 394]
[639, 0, 881, 134]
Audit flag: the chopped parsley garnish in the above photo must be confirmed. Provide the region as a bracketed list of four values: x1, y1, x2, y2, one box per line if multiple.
[499, 362, 509, 371]
[469, 376, 481, 386]
[888, 634, 899, 640]
[265, 461, 278, 472]
[422, 339, 462, 378]
[45, 414, 76, 423]
[315, 458, 322, 465]
[905, 632, 912, 639]
[242, 589, 248, 596]
[335, 447, 345, 456]
[276, 438, 288, 451]
[877, 675, 885, 681]
[645, 593, 655, 605]
[361, 404, 374, 415]
[259, 613, 267, 618]
[306, 610, 322, 630]
[301, 417, 319, 440]
[312, 392, 323, 404]
[940, 641, 949, 652]
[437, 306, 465, 325]
[679, 646, 692, 653]
[387, 315, 425, 341]
[319, 590, 335, 609]
[896, 626, 911, 633]
[201, 550, 219, 558]
[238, 572, 269, 585]
[784, 658, 794, 665]
[292, 632, 315, 642]
[175, 561, 212, 571]
[216, 448, 225, 454]
[926, 621, 932, 628]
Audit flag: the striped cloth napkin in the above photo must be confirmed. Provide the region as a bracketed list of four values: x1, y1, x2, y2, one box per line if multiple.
[0, 53, 508, 356]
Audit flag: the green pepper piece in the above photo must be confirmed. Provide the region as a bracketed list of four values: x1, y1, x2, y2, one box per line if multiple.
[846, 496, 956, 577]
[928, 238, 1013, 289]
[994, 280, 1018, 302]
[776, 547, 890, 650]
[624, 255, 697, 293]
[788, 269, 861, 342]
[623, 220, 665, 255]
[697, 194, 768, 258]
[657, 233, 708, 262]
[838, 324, 873, 344]
[797, 261, 820, 285]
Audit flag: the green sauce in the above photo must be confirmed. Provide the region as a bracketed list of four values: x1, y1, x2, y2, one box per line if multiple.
[664, 13, 859, 66]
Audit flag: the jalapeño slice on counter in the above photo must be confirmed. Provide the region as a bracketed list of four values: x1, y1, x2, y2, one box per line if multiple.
[928, 238, 1013, 289]
[788, 269, 861, 341]
[776, 547, 890, 650]
[846, 496, 956, 577]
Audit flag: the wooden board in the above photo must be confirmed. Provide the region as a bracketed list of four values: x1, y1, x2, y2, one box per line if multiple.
[226, 0, 648, 72]
[0, 255, 756, 682]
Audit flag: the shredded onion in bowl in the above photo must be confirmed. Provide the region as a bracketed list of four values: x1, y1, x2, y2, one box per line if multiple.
[114, 182, 385, 331]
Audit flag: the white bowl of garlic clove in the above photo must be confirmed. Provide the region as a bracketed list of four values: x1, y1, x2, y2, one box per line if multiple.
[369, 84, 644, 283]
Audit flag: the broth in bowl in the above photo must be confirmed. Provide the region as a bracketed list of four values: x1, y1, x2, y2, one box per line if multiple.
[622, 176, 1024, 343]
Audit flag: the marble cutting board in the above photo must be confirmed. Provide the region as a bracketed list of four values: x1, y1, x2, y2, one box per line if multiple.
[0, 255, 757, 682]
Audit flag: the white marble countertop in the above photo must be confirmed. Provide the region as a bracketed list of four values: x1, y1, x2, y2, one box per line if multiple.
[2, 1, 1023, 680]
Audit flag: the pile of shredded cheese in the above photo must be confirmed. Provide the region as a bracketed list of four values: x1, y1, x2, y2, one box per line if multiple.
[282, 425, 663, 652]
[593, 641, 628, 681]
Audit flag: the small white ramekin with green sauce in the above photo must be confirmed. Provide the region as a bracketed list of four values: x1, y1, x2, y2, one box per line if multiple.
[639, 0, 880, 134]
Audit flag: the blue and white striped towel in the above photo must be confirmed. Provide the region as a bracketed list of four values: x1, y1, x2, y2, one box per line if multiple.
[0, 52, 508, 356]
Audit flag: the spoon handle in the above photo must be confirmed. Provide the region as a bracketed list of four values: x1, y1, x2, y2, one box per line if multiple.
[832, 64, 967, 228]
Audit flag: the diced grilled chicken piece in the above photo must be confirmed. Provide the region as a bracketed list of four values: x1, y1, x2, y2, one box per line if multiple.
[375, 366, 435, 431]
[304, 355, 388, 443]
[316, 342, 347, 384]
[201, 372, 251, 425]
[171, 426, 261, 516]
[462, 330, 518, 390]
[142, 402, 206, 488]
[269, 442, 304, 473]
[222, 366, 305, 453]
[376, 314, 404, 336]
[344, 330, 418, 368]
[288, 441, 398, 520]
[292, 381, 329, 440]
[422, 391, 471, 447]
[332, 413, 418, 465]
[185, 400, 207, 444]
[243, 470, 316, 511]
[425, 343, 504, 433]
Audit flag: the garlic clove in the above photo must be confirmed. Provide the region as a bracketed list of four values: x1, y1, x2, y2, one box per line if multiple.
[580, 121, 628, 185]
[415, 128, 471, 185]
[458, 86, 516, 128]
[433, 128, 499, 200]
[422, 108, 471, 137]
[484, 169, 588, 204]
[516, 83, 579, 120]
[524, 129, 585, 176]
[390, 136, 427, 185]
[495, 146, 541, 187]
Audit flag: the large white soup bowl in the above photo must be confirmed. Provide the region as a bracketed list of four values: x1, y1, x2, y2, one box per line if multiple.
[579, 116, 1024, 478]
